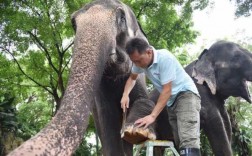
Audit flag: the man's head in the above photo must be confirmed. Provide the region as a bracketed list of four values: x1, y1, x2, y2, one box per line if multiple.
[126, 38, 153, 68]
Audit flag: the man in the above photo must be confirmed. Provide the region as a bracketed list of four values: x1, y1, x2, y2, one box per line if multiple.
[121, 38, 201, 156]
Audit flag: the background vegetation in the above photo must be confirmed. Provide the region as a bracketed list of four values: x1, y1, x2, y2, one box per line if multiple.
[0, 0, 251, 155]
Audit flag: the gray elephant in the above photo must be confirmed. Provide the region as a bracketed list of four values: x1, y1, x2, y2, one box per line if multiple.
[8, 0, 252, 156]
[150, 40, 252, 156]
[190, 41, 252, 156]
[8, 0, 155, 155]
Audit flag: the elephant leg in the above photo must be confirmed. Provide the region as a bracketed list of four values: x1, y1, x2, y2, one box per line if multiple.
[166, 110, 180, 149]
[155, 109, 174, 141]
[123, 140, 133, 156]
[220, 105, 232, 142]
[92, 94, 132, 156]
[203, 110, 232, 156]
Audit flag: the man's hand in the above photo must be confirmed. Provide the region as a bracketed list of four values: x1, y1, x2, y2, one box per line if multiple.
[134, 115, 156, 129]
[120, 73, 138, 112]
[121, 95, 129, 112]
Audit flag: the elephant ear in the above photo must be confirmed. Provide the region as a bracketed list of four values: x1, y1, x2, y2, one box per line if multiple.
[192, 49, 217, 94]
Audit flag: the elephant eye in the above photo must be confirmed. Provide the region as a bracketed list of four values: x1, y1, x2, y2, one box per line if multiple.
[121, 16, 126, 23]
[118, 12, 126, 26]
[116, 10, 127, 32]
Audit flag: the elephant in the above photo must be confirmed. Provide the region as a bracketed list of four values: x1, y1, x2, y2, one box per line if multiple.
[150, 40, 252, 156]
[189, 41, 252, 156]
[8, 0, 155, 155]
[8, 0, 252, 156]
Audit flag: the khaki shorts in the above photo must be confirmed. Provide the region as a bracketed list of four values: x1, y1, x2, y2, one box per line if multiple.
[167, 91, 201, 149]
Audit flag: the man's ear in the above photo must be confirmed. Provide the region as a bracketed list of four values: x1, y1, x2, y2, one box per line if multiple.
[146, 49, 152, 55]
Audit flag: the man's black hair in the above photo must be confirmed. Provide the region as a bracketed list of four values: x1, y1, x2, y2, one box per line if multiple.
[126, 38, 150, 55]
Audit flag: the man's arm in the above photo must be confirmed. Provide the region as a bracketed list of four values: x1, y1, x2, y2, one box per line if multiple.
[121, 73, 138, 112]
[150, 82, 172, 119]
[135, 82, 172, 129]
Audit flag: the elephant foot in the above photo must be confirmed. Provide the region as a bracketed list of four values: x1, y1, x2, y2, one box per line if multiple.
[121, 124, 156, 144]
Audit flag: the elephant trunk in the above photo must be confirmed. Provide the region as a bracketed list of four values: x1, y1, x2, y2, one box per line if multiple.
[8, 8, 116, 156]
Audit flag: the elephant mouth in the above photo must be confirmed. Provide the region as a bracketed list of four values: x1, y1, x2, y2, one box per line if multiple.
[108, 48, 126, 63]
[115, 47, 128, 64]
[242, 80, 251, 103]
[103, 49, 131, 81]
[106, 47, 131, 69]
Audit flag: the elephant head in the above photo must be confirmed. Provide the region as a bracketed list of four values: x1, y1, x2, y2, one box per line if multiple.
[192, 40, 252, 103]
[71, 0, 147, 79]
[8, 0, 148, 155]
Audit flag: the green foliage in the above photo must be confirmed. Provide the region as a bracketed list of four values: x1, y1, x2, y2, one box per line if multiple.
[123, 0, 206, 51]
[0, 0, 92, 113]
[174, 48, 193, 66]
[0, 53, 23, 102]
[74, 115, 101, 156]
[17, 99, 52, 140]
[73, 137, 94, 156]
[227, 96, 252, 156]
[0, 133, 23, 156]
[0, 96, 17, 134]
[200, 131, 213, 155]
[0, 95, 23, 155]
[231, 0, 252, 17]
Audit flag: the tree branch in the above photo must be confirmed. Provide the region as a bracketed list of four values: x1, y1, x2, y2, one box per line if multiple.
[27, 31, 59, 74]
[22, 1, 42, 17]
[136, 2, 149, 19]
[62, 40, 74, 55]
[62, 55, 72, 74]
[0, 46, 54, 95]
[0, 82, 50, 88]
[49, 17, 62, 57]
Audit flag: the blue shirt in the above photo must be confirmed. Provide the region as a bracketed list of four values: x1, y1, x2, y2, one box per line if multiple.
[132, 47, 199, 107]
